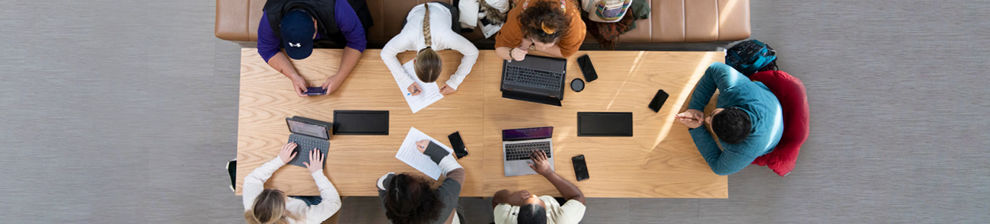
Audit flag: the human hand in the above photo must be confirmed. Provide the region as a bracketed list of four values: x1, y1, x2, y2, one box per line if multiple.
[290, 76, 308, 97]
[519, 38, 533, 49]
[416, 140, 429, 153]
[321, 76, 340, 95]
[528, 150, 553, 176]
[513, 190, 534, 204]
[510, 47, 528, 61]
[439, 85, 456, 95]
[303, 148, 324, 174]
[407, 83, 422, 96]
[279, 142, 299, 163]
[676, 109, 704, 129]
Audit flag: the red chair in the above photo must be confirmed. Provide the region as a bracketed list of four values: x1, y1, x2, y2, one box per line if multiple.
[749, 71, 809, 176]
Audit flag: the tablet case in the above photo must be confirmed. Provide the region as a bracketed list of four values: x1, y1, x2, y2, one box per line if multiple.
[333, 110, 389, 135]
[577, 112, 633, 137]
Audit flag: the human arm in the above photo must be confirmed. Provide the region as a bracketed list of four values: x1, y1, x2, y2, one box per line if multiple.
[529, 150, 585, 204]
[495, 47, 512, 60]
[494, 8, 524, 61]
[416, 140, 465, 184]
[688, 62, 746, 110]
[440, 32, 480, 92]
[531, 44, 563, 58]
[304, 149, 342, 221]
[321, 0, 368, 94]
[688, 127, 753, 175]
[676, 109, 704, 129]
[242, 143, 297, 210]
[321, 47, 362, 94]
[258, 13, 308, 96]
[380, 33, 424, 95]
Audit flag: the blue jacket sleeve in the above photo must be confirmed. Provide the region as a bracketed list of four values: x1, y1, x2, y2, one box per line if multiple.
[256, 13, 281, 63]
[335, 0, 367, 52]
[689, 128, 752, 175]
[688, 62, 746, 110]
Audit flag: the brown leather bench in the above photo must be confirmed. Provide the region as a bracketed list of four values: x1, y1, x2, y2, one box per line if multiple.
[216, 0, 749, 45]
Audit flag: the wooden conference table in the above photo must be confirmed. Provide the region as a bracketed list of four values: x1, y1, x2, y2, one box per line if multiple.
[236, 48, 727, 198]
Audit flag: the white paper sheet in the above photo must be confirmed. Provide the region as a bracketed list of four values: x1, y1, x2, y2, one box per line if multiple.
[393, 61, 444, 113]
[395, 127, 454, 180]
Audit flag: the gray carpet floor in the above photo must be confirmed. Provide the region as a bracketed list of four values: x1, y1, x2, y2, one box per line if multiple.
[1, 0, 987, 223]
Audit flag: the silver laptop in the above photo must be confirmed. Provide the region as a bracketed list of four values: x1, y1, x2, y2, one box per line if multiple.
[502, 127, 555, 176]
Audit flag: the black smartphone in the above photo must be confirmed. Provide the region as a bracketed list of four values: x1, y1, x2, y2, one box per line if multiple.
[648, 89, 669, 112]
[305, 87, 326, 96]
[572, 155, 589, 181]
[577, 54, 598, 82]
[448, 132, 468, 159]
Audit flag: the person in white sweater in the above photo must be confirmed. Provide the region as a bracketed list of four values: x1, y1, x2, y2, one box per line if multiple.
[381, 2, 480, 96]
[243, 142, 341, 224]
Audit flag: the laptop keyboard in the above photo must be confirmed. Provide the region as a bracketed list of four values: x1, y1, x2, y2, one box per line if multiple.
[289, 135, 329, 155]
[505, 141, 552, 161]
[503, 66, 563, 90]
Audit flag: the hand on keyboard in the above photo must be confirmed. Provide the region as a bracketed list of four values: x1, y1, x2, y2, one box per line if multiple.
[529, 150, 553, 176]
[304, 147, 324, 174]
[279, 142, 299, 164]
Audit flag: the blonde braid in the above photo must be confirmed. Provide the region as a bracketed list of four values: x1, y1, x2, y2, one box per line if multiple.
[415, 2, 441, 83]
[422, 3, 432, 47]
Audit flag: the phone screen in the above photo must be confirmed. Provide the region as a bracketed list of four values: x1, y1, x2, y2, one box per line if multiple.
[448, 132, 468, 159]
[577, 55, 598, 82]
[306, 87, 326, 95]
[649, 89, 669, 112]
[572, 155, 589, 181]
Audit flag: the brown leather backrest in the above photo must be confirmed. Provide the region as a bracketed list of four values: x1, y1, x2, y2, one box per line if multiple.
[215, 0, 749, 43]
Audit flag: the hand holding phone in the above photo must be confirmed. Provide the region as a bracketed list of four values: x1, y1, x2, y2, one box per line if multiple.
[306, 87, 326, 96]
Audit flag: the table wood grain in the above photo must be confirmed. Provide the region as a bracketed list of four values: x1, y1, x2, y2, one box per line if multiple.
[237, 48, 727, 198]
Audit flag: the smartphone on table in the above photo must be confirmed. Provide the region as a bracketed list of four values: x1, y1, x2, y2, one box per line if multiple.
[448, 132, 468, 159]
[577, 54, 598, 82]
[572, 155, 589, 181]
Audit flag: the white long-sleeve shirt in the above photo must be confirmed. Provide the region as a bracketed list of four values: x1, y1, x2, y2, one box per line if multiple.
[242, 157, 341, 224]
[381, 2, 480, 90]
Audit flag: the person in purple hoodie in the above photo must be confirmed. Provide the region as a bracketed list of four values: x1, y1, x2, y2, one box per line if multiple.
[257, 0, 372, 96]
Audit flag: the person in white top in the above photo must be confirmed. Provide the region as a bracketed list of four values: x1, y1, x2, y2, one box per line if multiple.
[381, 2, 480, 96]
[492, 150, 586, 224]
[243, 142, 341, 224]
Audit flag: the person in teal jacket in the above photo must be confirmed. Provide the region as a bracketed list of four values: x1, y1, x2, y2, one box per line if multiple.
[676, 62, 784, 175]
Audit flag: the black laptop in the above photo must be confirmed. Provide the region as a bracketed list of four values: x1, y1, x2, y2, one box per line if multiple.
[500, 55, 567, 106]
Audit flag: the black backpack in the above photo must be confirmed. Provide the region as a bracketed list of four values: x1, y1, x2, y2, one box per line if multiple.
[726, 40, 778, 76]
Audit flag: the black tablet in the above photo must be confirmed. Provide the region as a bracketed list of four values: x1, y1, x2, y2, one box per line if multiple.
[333, 110, 389, 135]
[577, 112, 633, 137]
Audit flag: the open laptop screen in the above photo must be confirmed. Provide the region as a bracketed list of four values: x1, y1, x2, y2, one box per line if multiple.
[502, 127, 553, 141]
[288, 119, 329, 139]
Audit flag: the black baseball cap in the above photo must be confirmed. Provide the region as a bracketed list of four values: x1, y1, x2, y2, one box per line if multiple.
[280, 10, 315, 60]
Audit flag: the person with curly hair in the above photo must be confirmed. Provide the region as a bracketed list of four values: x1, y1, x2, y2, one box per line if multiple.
[377, 140, 466, 224]
[495, 0, 586, 61]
